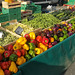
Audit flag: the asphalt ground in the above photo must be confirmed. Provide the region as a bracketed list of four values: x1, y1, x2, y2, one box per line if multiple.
[61, 62, 75, 75]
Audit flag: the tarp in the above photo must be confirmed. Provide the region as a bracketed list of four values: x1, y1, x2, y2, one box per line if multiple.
[15, 34, 75, 75]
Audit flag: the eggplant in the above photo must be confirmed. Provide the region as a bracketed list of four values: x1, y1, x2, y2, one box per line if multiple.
[44, 30, 50, 34]
[46, 33, 51, 38]
[52, 41, 57, 46]
[68, 32, 73, 36]
[68, 24, 72, 27]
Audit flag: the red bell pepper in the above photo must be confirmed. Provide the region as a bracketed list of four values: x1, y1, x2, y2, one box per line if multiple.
[48, 44, 52, 48]
[0, 54, 3, 61]
[30, 39, 36, 45]
[4, 51, 11, 58]
[36, 36, 42, 43]
[20, 49, 26, 56]
[4, 70, 11, 75]
[42, 37, 49, 45]
[1, 61, 10, 70]
[7, 45, 13, 51]
[24, 34, 30, 41]
[14, 50, 21, 57]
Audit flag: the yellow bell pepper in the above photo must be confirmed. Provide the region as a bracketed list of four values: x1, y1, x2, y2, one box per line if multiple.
[61, 21, 66, 24]
[38, 43, 47, 51]
[16, 56, 26, 65]
[0, 46, 5, 54]
[0, 67, 4, 75]
[9, 62, 18, 73]
[49, 28, 52, 31]
[40, 49, 44, 54]
[23, 44, 29, 50]
[16, 37, 27, 45]
[35, 48, 43, 54]
[13, 43, 21, 50]
[29, 32, 35, 40]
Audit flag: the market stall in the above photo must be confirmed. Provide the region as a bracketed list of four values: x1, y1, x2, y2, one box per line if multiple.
[0, 0, 75, 75]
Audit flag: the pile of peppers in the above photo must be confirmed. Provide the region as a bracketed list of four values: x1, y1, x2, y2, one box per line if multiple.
[0, 22, 75, 75]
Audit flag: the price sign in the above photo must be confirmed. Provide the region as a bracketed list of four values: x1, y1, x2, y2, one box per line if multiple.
[27, 15, 34, 21]
[15, 26, 23, 35]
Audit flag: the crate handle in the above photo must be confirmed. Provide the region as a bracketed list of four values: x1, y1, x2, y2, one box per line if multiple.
[4, 8, 7, 10]
[14, 14, 16, 15]
[14, 8, 17, 9]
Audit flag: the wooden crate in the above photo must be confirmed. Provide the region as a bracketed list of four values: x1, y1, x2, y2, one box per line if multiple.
[0, 20, 21, 38]
[21, 1, 30, 5]
[2, 1, 21, 9]
[21, 10, 32, 18]
[1, 19, 42, 37]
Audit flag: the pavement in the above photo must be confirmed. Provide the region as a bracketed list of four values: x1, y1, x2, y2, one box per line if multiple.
[62, 62, 75, 75]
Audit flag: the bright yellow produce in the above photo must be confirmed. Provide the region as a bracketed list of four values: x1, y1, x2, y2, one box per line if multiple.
[0, 67, 4, 75]
[16, 56, 26, 65]
[9, 62, 18, 73]
[16, 37, 27, 45]
[13, 43, 21, 50]
[0, 46, 5, 54]
[23, 44, 29, 50]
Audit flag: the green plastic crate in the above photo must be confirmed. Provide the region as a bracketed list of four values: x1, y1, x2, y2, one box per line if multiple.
[9, 13, 17, 21]
[17, 13, 21, 21]
[64, 0, 75, 5]
[21, 6, 28, 10]
[18, 34, 75, 75]
[21, 4, 29, 7]
[0, 14, 9, 22]
[2, 7, 21, 14]
[17, 7, 21, 13]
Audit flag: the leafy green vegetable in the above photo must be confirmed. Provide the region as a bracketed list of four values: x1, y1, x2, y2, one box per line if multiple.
[21, 13, 61, 29]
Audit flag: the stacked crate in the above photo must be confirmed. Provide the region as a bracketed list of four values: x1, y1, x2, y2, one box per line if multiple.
[0, 13, 9, 23]
[2, 1, 21, 21]
[21, 2, 41, 14]
[33, 5, 41, 13]
[27, 3, 41, 13]
[21, 1, 30, 11]
[64, 0, 75, 5]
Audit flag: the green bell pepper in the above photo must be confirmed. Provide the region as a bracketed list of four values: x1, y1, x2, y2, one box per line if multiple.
[25, 54, 31, 61]
[29, 50, 35, 58]
[29, 43, 36, 50]
[9, 54, 18, 62]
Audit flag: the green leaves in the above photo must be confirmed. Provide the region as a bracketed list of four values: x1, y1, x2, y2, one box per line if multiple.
[21, 13, 60, 29]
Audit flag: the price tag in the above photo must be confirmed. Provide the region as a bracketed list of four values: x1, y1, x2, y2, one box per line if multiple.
[15, 26, 23, 35]
[27, 15, 34, 21]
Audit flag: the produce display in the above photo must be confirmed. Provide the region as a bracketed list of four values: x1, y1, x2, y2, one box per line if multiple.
[0, 21, 75, 75]
[51, 9, 75, 21]
[0, 29, 18, 46]
[3, 23, 34, 36]
[21, 13, 61, 29]
[68, 18, 75, 27]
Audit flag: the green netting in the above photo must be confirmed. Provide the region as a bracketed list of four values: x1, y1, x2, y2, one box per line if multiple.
[17, 34, 75, 75]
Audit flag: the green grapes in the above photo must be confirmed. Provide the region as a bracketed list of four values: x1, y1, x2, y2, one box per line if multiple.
[0, 29, 18, 46]
[3, 23, 34, 36]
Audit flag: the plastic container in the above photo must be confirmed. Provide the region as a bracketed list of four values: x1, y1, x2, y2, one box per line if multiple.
[2, 7, 21, 14]
[0, 14, 9, 23]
